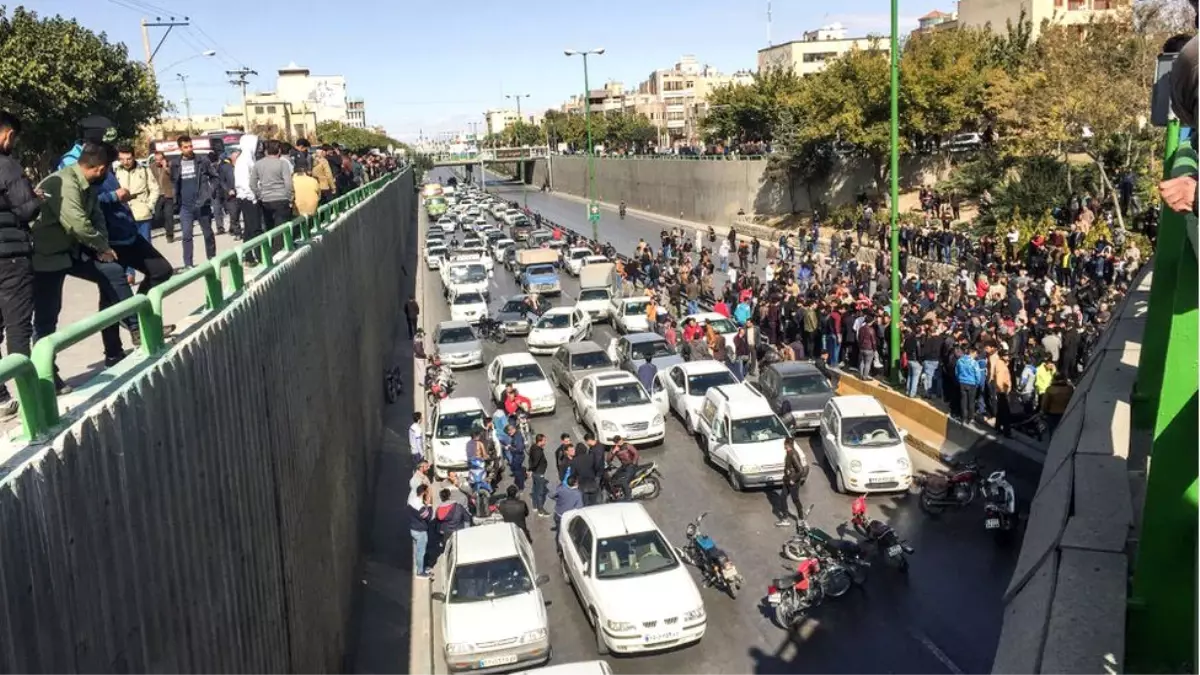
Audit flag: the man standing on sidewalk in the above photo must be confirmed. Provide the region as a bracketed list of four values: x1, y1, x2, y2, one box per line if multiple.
[150, 151, 175, 242]
[171, 135, 219, 270]
[409, 412, 425, 463]
[313, 146, 336, 203]
[0, 111, 39, 416]
[215, 148, 236, 235]
[232, 135, 261, 263]
[252, 140, 294, 232]
[405, 295, 420, 339]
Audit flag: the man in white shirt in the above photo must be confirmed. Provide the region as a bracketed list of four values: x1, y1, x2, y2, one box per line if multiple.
[409, 411, 425, 463]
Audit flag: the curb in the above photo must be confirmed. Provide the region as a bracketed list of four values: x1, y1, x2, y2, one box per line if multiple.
[409, 205, 436, 675]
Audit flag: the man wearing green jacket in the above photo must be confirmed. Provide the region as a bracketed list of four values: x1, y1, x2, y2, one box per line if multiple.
[33, 142, 132, 372]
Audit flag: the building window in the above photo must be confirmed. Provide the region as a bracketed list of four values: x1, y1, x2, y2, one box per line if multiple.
[294, 124, 306, 138]
[685, 80, 694, 88]
[802, 52, 834, 63]
[1068, 0, 1085, 8]
[1054, 0, 1064, 6]
[254, 106, 264, 114]
[267, 105, 277, 114]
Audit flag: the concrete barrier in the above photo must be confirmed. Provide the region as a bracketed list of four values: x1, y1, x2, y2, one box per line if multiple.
[0, 172, 415, 672]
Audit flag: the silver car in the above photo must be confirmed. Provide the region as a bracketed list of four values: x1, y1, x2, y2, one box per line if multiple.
[548, 341, 619, 393]
[433, 320, 484, 369]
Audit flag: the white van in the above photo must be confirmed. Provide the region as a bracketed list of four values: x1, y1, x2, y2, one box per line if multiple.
[695, 383, 806, 491]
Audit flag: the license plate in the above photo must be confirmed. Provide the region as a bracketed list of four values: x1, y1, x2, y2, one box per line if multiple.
[887, 545, 903, 557]
[644, 631, 681, 643]
[985, 518, 1001, 530]
[868, 477, 893, 484]
[478, 654, 518, 668]
[767, 592, 782, 605]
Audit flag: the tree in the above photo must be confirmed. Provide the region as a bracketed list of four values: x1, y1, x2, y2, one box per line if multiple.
[599, 110, 657, 152]
[704, 68, 804, 145]
[900, 27, 999, 148]
[315, 121, 403, 153]
[768, 106, 836, 212]
[0, 6, 163, 172]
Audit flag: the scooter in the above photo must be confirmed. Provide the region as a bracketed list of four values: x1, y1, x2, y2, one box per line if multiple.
[766, 559, 824, 629]
[675, 512, 744, 599]
[915, 458, 984, 514]
[849, 495, 914, 572]
[602, 461, 663, 501]
[982, 470, 1018, 541]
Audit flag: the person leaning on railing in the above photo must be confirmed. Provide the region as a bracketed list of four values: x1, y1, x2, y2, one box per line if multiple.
[0, 110, 40, 417]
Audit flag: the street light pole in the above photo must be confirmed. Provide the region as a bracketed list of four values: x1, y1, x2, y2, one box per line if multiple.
[566, 48, 605, 241]
[507, 93, 531, 208]
[888, 0, 902, 384]
[177, 73, 193, 133]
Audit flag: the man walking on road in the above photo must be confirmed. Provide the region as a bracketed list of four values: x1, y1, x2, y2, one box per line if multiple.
[497, 485, 533, 543]
[0, 111, 39, 416]
[405, 295, 420, 339]
[570, 433, 604, 506]
[410, 412, 425, 463]
[252, 140, 294, 232]
[171, 135, 219, 270]
[232, 135, 261, 263]
[528, 433, 550, 516]
[150, 151, 175, 242]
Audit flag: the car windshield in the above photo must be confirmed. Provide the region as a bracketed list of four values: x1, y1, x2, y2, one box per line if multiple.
[452, 292, 484, 305]
[437, 327, 476, 344]
[527, 264, 555, 276]
[448, 555, 534, 603]
[485, 232, 504, 242]
[594, 530, 679, 579]
[571, 351, 613, 371]
[704, 318, 738, 334]
[623, 301, 650, 316]
[579, 289, 609, 301]
[687, 370, 736, 395]
[628, 340, 673, 360]
[427, 246, 446, 255]
[501, 364, 544, 384]
[842, 415, 902, 446]
[435, 409, 486, 438]
[595, 383, 650, 408]
[780, 373, 833, 396]
[449, 265, 487, 282]
[730, 415, 790, 444]
[500, 300, 527, 313]
[571, 250, 591, 260]
[536, 313, 571, 329]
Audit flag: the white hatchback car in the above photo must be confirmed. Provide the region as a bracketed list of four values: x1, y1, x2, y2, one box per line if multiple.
[449, 289, 489, 324]
[434, 523, 551, 673]
[658, 361, 738, 433]
[527, 307, 592, 355]
[571, 371, 666, 446]
[819, 395, 913, 494]
[487, 353, 557, 414]
[430, 397, 489, 473]
[559, 503, 706, 655]
[609, 297, 652, 334]
[564, 247, 593, 276]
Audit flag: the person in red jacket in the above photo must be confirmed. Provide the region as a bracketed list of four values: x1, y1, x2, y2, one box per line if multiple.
[503, 384, 532, 417]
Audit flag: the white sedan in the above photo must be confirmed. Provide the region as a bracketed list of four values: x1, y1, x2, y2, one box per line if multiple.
[571, 371, 666, 446]
[449, 290, 488, 324]
[658, 361, 739, 433]
[564, 247, 593, 276]
[430, 396, 489, 473]
[558, 503, 706, 654]
[527, 307, 592, 355]
[486, 353, 557, 414]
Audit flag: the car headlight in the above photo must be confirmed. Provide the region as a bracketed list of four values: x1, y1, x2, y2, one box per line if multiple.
[446, 642, 475, 655]
[652, 414, 664, 426]
[519, 628, 547, 643]
[600, 420, 618, 432]
[605, 619, 636, 633]
[850, 460, 863, 473]
[683, 607, 706, 622]
[897, 457, 910, 469]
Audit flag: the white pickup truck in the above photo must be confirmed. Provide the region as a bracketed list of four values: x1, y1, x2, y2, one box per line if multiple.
[575, 263, 615, 323]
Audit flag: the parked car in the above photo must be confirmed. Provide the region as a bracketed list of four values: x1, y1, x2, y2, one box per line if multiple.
[818, 395, 912, 494]
[657, 361, 738, 433]
[757, 362, 836, 433]
[433, 320, 484, 369]
[430, 396, 489, 472]
[486, 352, 557, 414]
[606, 333, 684, 375]
[527, 307, 592, 355]
[548, 341, 619, 393]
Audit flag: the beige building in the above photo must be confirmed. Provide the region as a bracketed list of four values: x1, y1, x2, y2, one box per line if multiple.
[958, 0, 1120, 36]
[275, 63, 349, 125]
[914, 9, 959, 33]
[347, 98, 367, 129]
[485, 109, 520, 136]
[758, 23, 884, 76]
[637, 56, 753, 146]
[158, 114, 226, 135]
[222, 92, 317, 142]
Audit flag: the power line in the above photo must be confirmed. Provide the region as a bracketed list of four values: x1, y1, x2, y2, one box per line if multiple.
[191, 24, 245, 71]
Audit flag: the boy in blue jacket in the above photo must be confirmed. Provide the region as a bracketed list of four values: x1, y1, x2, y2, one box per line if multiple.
[955, 345, 983, 424]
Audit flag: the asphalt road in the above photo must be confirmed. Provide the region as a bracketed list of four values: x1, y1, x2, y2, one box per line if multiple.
[405, 169, 1016, 674]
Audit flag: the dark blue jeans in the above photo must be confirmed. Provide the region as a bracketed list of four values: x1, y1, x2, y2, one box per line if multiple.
[509, 452, 527, 491]
[179, 202, 216, 267]
[531, 473, 548, 510]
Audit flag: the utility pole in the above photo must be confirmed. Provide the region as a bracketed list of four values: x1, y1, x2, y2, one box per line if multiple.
[227, 67, 258, 131]
[767, 0, 773, 46]
[141, 16, 191, 68]
[177, 73, 193, 133]
[888, 0, 902, 384]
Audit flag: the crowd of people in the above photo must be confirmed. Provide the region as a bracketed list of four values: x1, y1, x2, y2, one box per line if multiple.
[0, 111, 398, 417]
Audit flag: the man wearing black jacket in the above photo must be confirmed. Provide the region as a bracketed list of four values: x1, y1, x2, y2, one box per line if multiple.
[214, 150, 235, 235]
[170, 135, 219, 269]
[0, 111, 38, 416]
[570, 432, 605, 506]
[528, 433, 550, 517]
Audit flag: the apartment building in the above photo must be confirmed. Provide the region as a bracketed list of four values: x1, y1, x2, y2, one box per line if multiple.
[757, 23, 884, 76]
[222, 92, 318, 141]
[958, 0, 1121, 36]
[347, 98, 367, 129]
[485, 109, 520, 136]
[914, 9, 960, 33]
[636, 56, 753, 146]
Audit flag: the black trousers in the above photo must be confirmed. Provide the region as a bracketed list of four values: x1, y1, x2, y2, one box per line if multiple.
[33, 256, 134, 360]
[226, 198, 247, 236]
[260, 201, 292, 231]
[0, 255, 34, 402]
[775, 481, 804, 521]
[154, 196, 175, 241]
[236, 198, 263, 261]
[112, 236, 174, 296]
[959, 384, 978, 422]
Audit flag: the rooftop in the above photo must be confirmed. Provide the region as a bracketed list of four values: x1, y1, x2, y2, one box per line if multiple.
[452, 523, 521, 564]
[579, 503, 659, 539]
[832, 394, 889, 418]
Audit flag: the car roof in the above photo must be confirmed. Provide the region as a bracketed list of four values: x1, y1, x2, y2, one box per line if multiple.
[583, 371, 637, 386]
[569, 247, 592, 253]
[437, 396, 486, 413]
[831, 395, 888, 418]
[494, 352, 539, 367]
[452, 523, 521, 564]
[678, 360, 733, 375]
[578, 503, 659, 539]
[707, 384, 772, 415]
[624, 332, 664, 344]
[543, 306, 575, 316]
[687, 312, 728, 324]
[617, 296, 650, 304]
[769, 361, 822, 376]
[563, 340, 605, 354]
[437, 320, 473, 331]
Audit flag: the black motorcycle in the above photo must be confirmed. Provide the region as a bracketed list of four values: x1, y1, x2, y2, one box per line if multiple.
[476, 316, 508, 344]
[780, 507, 869, 596]
[601, 462, 662, 501]
[674, 513, 743, 599]
[849, 495, 914, 572]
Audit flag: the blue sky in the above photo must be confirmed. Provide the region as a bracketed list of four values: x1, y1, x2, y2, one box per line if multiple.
[31, 0, 943, 141]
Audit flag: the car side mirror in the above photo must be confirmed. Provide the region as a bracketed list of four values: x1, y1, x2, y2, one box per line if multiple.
[824, 432, 836, 444]
[900, 429, 909, 439]
[581, 562, 590, 576]
[431, 591, 447, 602]
[535, 573, 550, 586]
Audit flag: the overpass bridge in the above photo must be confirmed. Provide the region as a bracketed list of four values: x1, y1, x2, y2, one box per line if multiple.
[422, 145, 550, 167]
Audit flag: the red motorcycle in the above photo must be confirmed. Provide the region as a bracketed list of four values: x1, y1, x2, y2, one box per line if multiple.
[766, 558, 824, 629]
[915, 459, 983, 514]
[849, 496, 914, 572]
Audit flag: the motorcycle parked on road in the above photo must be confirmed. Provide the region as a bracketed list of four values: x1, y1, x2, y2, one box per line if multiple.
[601, 461, 663, 501]
[849, 495, 914, 572]
[674, 513, 744, 599]
[424, 359, 457, 407]
[915, 458, 984, 514]
[780, 507, 868, 596]
[767, 559, 824, 629]
[477, 315, 509, 344]
[982, 470, 1018, 541]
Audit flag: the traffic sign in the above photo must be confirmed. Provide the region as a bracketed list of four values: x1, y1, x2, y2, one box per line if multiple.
[588, 203, 600, 223]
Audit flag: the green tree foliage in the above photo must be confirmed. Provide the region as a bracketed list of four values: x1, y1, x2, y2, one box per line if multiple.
[703, 68, 804, 145]
[899, 27, 999, 147]
[316, 121, 404, 153]
[599, 110, 657, 152]
[0, 6, 163, 171]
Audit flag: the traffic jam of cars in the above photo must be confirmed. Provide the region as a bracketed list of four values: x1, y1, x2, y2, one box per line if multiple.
[416, 180, 1020, 674]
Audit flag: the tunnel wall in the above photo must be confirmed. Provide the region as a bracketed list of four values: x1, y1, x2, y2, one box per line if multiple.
[0, 172, 415, 673]
[532, 155, 949, 223]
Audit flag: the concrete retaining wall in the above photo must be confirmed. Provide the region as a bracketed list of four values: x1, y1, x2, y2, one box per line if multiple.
[533, 155, 950, 224]
[0, 173, 415, 672]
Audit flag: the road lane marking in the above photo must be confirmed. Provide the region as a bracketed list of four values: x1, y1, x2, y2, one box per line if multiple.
[906, 624, 965, 675]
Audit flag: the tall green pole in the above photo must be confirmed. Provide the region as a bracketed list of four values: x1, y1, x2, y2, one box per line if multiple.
[888, 0, 901, 383]
[583, 53, 598, 241]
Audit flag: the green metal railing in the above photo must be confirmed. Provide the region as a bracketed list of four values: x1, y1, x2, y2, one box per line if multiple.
[1, 170, 402, 441]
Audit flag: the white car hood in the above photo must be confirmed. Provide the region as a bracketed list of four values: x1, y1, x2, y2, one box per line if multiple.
[727, 439, 791, 469]
[594, 568, 701, 624]
[529, 327, 572, 343]
[452, 302, 487, 314]
[844, 442, 909, 472]
[502, 380, 554, 402]
[595, 402, 659, 426]
[435, 437, 470, 464]
[620, 315, 650, 331]
[443, 591, 547, 646]
[577, 298, 609, 310]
